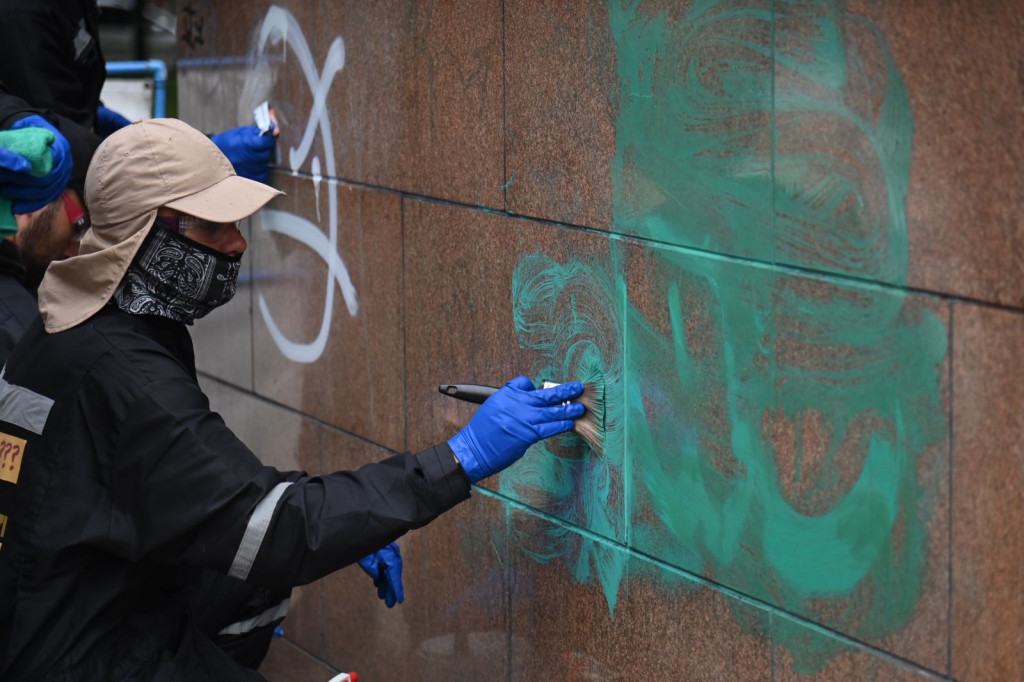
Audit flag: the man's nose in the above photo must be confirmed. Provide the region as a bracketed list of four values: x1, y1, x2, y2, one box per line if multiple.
[219, 225, 247, 257]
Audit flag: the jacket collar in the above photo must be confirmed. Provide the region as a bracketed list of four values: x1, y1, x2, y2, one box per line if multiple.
[0, 239, 27, 285]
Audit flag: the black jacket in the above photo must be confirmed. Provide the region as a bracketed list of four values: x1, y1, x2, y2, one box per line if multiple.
[0, 0, 105, 132]
[0, 0, 104, 192]
[0, 240, 36, 367]
[0, 307, 471, 681]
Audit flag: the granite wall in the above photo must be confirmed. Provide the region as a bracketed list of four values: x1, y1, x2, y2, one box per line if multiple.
[176, 1, 1024, 680]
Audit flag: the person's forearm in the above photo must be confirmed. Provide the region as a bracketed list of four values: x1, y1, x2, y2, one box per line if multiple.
[238, 443, 472, 588]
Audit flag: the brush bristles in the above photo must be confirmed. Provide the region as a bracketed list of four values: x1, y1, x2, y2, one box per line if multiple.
[573, 381, 605, 456]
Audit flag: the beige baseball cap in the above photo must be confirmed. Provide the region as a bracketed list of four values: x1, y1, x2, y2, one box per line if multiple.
[38, 118, 283, 333]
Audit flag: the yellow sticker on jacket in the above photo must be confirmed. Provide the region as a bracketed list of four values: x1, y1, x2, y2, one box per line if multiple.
[0, 433, 27, 485]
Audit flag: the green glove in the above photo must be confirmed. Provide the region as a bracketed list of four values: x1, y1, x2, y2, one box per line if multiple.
[0, 125, 62, 238]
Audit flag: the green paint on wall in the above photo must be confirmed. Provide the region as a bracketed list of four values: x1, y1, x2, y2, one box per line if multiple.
[506, 0, 948, 673]
[503, 251, 629, 613]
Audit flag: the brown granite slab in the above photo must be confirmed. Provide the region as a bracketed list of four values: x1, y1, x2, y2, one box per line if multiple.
[251, 171, 406, 451]
[847, 0, 1024, 306]
[769, 276, 950, 671]
[952, 303, 1024, 680]
[312, 0, 504, 205]
[321, 492, 508, 681]
[774, 614, 945, 680]
[623, 235, 950, 670]
[773, 1, 917, 287]
[258, 637, 337, 682]
[178, 0, 323, 153]
[504, 0, 618, 228]
[597, 0, 775, 260]
[403, 197, 625, 542]
[509, 509, 772, 681]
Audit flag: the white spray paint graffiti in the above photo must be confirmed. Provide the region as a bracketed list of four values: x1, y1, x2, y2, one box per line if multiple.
[249, 6, 358, 363]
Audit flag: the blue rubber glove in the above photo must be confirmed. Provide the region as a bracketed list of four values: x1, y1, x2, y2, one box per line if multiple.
[448, 376, 584, 484]
[0, 115, 72, 213]
[210, 126, 276, 182]
[357, 542, 404, 608]
[95, 105, 132, 138]
[0, 146, 30, 175]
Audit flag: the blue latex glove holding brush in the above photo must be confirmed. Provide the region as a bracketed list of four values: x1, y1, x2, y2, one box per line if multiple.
[449, 376, 585, 483]
[357, 377, 584, 607]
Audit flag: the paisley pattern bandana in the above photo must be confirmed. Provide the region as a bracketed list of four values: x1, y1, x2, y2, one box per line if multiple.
[111, 224, 242, 324]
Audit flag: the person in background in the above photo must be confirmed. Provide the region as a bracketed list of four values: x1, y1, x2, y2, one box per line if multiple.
[0, 93, 98, 364]
[0, 119, 585, 681]
[0, 0, 276, 181]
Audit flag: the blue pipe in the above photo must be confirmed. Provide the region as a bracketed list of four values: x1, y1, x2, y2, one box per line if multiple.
[105, 59, 168, 118]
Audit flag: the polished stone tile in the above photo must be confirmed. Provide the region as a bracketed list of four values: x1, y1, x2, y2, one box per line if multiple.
[770, 276, 950, 670]
[258, 637, 337, 682]
[403, 198, 625, 543]
[251, 171, 406, 451]
[845, 1, 1024, 305]
[601, 0, 774, 260]
[624, 242, 777, 580]
[310, 0, 504, 205]
[509, 510, 772, 681]
[199, 375, 319, 474]
[178, 0, 322, 149]
[624, 237, 950, 670]
[505, 0, 617, 228]
[774, 615, 944, 680]
[321, 493, 507, 681]
[952, 303, 1024, 681]
[180, 1, 505, 204]
[773, 2, 915, 286]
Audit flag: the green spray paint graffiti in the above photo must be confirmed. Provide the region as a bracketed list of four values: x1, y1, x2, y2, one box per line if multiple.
[505, 0, 947, 672]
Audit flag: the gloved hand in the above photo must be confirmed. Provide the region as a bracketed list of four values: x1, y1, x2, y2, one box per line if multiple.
[357, 542, 403, 608]
[95, 104, 132, 138]
[0, 115, 72, 214]
[448, 376, 584, 484]
[210, 126, 276, 182]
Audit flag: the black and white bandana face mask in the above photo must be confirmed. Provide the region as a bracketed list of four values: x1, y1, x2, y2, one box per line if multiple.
[111, 222, 242, 324]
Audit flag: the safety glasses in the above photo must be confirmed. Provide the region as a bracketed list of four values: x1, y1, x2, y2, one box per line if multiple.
[60, 190, 90, 243]
[156, 213, 237, 240]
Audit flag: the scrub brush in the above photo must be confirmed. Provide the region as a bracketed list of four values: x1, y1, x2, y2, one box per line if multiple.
[440, 373, 606, 456]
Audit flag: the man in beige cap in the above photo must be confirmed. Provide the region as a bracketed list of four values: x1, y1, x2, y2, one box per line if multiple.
[0, 119, 585, 681]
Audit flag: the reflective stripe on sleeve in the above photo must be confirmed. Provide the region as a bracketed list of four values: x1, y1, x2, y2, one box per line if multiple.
[216, 597, 291, 636]
[228, 481, 293, 581]
[0, 369, 53, 435]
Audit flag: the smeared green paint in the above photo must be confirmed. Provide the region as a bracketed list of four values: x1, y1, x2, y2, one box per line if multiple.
[501, 170, 517, 191]
[503, 252, 629, 613]
[506, 0, 948, 673]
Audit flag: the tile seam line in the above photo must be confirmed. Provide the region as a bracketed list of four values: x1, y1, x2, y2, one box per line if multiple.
[946, 301, 955, 678]
[770, 3, 777, 677]
[480, 488, 950, 679]
[501, 0, 508, 216]
[271, 637, 341, 676]
[197, 371, 405, 457]
[401, 198, 409, 454]
[501, 5, 511, 680]
[273, 169, 1024, 313]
